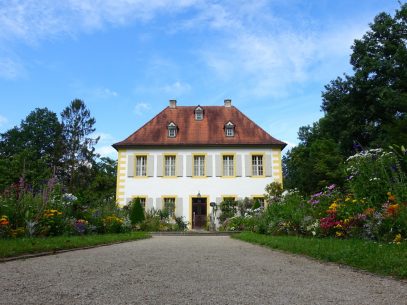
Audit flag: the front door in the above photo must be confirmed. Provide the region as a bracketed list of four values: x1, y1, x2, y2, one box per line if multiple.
[192, 197, 207, 229]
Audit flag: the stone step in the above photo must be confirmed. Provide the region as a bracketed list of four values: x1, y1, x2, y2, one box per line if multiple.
[151, 231, 239, 236]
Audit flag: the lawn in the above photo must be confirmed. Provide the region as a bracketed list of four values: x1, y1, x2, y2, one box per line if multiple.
[0, 232, 150, 259]
[233, 232, 407, 279]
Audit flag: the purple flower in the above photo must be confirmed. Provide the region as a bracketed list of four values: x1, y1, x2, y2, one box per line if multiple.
[328, 184, 336, 190]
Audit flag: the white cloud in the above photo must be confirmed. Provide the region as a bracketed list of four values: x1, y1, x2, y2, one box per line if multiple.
[134, 102, 151, 116]
[0, 114, 8, 126]
[95, 145, 117, 158]
[0, 0, 200, 43]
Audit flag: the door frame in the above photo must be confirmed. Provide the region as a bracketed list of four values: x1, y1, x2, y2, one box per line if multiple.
[189, 195, 210, 229]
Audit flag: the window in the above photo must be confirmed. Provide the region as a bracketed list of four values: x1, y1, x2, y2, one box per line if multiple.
[225, 122, 234, 137]
[139, 198, 146, 209]
[164, 197, 175, 217]
[136, 156, 147, 176]
[223, 155, 234, 176]
[226, 127, 234, 137]
[222, 196, 235, 202]
[252, 155, 263, 176]
[253, 197, 265, 208]
[164, 155, 176, 176]
[193, 155, 205, 176]
[195, 106, 203, 120]
[168, 122, 177, 137]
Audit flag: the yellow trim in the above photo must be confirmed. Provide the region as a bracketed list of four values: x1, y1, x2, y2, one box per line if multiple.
[192, 153, 208, 178]
[116, 149, 126, 204]
[221, 195, 237, 201]
[162, 153, 178, 178]
[271, 148, 283, 185]
[221, 153, 236, 178]
[189, 195, 210, 229]
[133, 153, 149, 179]
[129, 195, 148, 210]
[161, 195, 177, 216]
[250, 152, 266, 178]
[252, 195, 266, 207]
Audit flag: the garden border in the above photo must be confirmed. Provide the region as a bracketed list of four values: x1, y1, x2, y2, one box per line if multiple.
[0, 237, 151, 263]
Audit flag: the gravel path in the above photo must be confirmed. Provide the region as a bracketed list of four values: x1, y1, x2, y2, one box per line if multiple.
[1, 236, 406, 305]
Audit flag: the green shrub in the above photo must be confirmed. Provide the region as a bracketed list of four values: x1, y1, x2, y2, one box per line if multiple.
[129, 198, 145, 225]
[218, 199, 238, 222]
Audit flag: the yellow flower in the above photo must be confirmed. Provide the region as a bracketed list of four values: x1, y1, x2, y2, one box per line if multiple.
[393, 234, 402, 244]
[336, 231, 344, 237]
[334, 224, 343, 229]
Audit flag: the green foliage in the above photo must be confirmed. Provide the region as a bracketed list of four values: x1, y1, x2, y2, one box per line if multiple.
[129, 198, 145, 225]
[345, 148, 407, 205]
[284, 4, 407, 195]
[60, 99, 99, 193]
[218, 199, 238, 222]
[0, 232, 150, 259]
[264, 182, 283, 204]
[0, 108, 63, 191]
[233, 233, 407, 279]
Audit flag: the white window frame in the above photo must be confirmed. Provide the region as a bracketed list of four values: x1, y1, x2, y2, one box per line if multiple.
[164, 155, 176, 176]
[252, 155, 263, 176]
[168, 123, 177, 138]
[195, 107, 203, 120]
[135, 156, 147, 176]
[225, 127, 234, 137]
[223, 155, 234, 176]
[193, 155, 205, 176]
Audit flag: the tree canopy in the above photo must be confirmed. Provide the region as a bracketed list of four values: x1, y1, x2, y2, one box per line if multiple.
[284, 4, 407, 194]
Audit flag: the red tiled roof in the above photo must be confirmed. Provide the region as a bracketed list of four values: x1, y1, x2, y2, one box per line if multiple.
[113, 106, 286, 148]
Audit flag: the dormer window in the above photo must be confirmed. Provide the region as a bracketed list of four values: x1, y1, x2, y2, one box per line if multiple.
[168, 122, 177, 138]
[225, 121, 235, 137]
[194, 106, 203, 120]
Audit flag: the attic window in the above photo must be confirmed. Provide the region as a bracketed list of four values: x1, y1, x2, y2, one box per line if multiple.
[168, 122, 177, 138]
[225, 121, 235, 137]
[194, 106, 203, 120]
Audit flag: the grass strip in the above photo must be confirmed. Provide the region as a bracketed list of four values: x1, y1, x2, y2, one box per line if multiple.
[0, 232, 150, 259]
[232, 232, 407, 279]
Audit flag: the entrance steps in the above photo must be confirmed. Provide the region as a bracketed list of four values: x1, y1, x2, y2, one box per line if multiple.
[151, 231, 239, 236]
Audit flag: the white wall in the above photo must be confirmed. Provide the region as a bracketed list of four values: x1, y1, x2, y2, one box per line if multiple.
[116, 147, 282, 227]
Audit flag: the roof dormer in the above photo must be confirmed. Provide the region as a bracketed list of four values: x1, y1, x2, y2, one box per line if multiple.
[167, 122, 177, 138]
[224, 121, 235, 137]
[194, 106, 203, 120]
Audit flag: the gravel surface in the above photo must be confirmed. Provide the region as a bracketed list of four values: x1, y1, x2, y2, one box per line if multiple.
[1, 236, 406, 305]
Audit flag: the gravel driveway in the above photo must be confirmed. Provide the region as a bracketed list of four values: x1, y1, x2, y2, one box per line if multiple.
[1, 236, 406, 305]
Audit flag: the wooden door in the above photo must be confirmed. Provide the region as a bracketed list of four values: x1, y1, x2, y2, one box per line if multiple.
[192, 198, 207, 229]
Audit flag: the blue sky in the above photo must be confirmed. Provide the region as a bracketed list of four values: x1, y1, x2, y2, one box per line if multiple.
[0, 0, 403, 159]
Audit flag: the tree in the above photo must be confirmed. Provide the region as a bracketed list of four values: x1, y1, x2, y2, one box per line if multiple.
[129, 198, 145, 225]
[0, 108, 63, 190]
[283, 4, 407, 194]
[61, 99, 99, 192]
[321, 4, 407, 154]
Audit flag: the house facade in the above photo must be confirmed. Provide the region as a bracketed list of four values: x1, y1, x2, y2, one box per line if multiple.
[113, 99, 286, 229]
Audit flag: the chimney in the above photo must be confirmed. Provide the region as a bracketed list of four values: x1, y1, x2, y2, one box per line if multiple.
[224, 99, 232, 107]
[169, 99, 177, 108]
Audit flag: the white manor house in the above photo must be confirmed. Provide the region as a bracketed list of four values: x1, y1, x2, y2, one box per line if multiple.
[113, 99, 286, 229]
